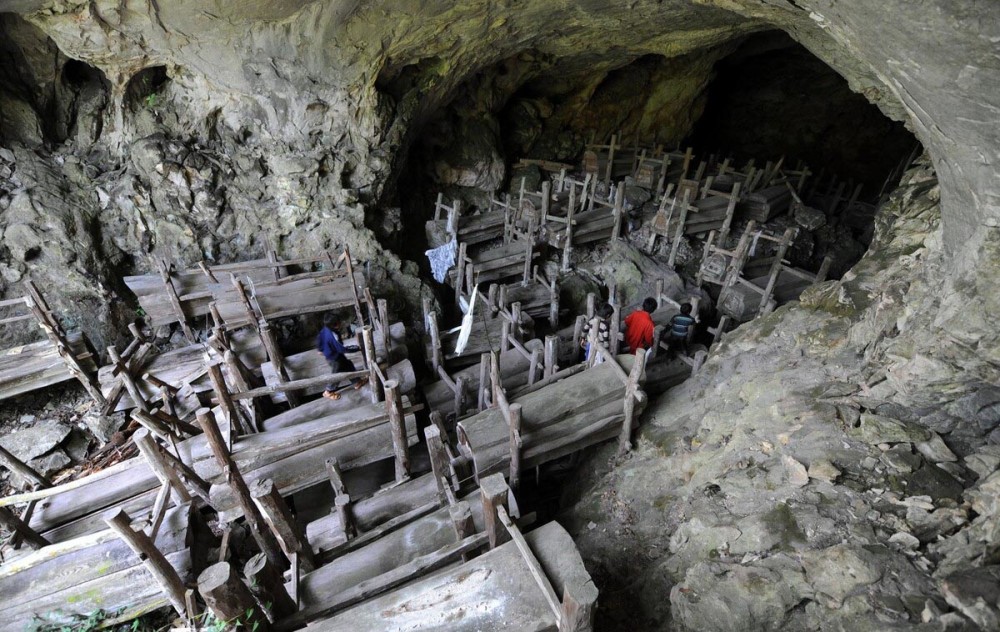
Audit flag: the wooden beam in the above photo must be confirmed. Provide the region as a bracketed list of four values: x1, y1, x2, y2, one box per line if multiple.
[480, 473, 511, 549]
[498, 504, 561, 624]
[195, 408, 288, 571]
[325, 457, 356, 540]
[133, 429, 191, 505]
[0, 505, 49, 549]
[105, 508, 188, 617]
[362, 326, 383, 404]
[0, 444, 51, 490]
[244, 553, 297, 620]
[384, 380, 410, 482]
[250, 478, 317, 573]
[509, 403, 523, 489]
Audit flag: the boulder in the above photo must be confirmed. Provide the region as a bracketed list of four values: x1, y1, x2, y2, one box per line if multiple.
[801, 544, 881, 608]
[807, 459, 841, 483]
[0, 421, 71, 462]
[848, 413, 931, 445]
[916, 432, 958, 463]
[940, 566, 1000, 630]
[906, 463, 965, 501]
[29, 449, 71, 477]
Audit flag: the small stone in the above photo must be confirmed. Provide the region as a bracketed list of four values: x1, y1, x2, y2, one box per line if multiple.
[18, 414, 36, 424]
[64, 429, 92, 463]
[889, 531, 920, 550]
[916, 432, 958, 463]
[881, 444, 922, 473]
[783, 455, 809, 487]
[808, 459, 841, 483]
[82, 410, 122, 444]
[965, 449, 1000, 479]
[907, 463, 965, 501]
[29, 449, 71, 477]
[587, 521, 597, 530]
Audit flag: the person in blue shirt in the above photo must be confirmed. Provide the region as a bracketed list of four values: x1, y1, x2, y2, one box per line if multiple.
[668, 303, 696, 358]
[317, 313, 364, 400]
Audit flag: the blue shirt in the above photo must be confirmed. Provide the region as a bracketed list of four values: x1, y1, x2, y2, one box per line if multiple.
[317, 327, 348, 361]
[670, 314, 695, 338]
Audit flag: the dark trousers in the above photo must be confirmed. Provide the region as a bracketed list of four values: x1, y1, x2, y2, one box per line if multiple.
[325, 355, 359, 392]
[668, 334, 689, 357]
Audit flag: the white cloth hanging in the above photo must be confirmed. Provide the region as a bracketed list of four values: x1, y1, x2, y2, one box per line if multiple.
[425, 239, 457, 283]
[454, 284, 479, 355]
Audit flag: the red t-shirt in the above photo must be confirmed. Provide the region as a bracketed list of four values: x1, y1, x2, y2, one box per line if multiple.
[624, 309, 655, 352]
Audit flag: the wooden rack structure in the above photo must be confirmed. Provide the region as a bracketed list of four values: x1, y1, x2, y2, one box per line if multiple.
[124, 248, 365, 339]
[0, 281, 102, 403]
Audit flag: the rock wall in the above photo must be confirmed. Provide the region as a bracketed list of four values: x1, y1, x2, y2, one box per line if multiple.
[564, 159, 1000, 629]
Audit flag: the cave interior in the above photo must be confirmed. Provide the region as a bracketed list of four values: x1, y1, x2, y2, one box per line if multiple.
[0, 3, 997, 632]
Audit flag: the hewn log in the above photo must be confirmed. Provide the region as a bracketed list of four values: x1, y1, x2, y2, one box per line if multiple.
[384, 380, 410, 482]
[198, 561, 270, 631]
[480, 473, 510, 549]
[244, 553, 297, 620]
[0, 505, 49, 549]
[250, 478, 316, 573]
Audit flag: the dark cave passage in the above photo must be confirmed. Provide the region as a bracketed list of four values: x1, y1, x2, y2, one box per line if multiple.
[384, 31, 920, 284]
[686, 32, 919, 202]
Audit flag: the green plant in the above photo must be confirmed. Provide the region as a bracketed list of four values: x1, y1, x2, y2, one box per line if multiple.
[143, 93, 159, 110]
[31, 608, 124, 632]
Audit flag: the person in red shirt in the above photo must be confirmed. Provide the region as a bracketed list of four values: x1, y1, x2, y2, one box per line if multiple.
[624, 297, 657, 353]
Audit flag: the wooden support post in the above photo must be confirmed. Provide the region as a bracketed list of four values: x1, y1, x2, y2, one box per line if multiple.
[341, 245, 366, 328]
[478, 352, 490, 411]
[424, 423, 451, 505]
[544, 335, 559, 378]
[562, 184, 577, 272]
[134, 429, 192, 504]
[527, 347, 541, 386]
[455, 242, 468, 309]
[449, 500, 478, 562]
[361, 326, 383, 404]
[522, 218, 534, 284]
[198, 562, 270, 632]
[718, 182, 741, 245]
[106, 508, 188, 617]
[479, 473, 511, 549]
[383, 380, 410, 482]
[610, 305, 622, 356]
[667, 190, 691, 268]
[428, 311, 441, 374]
[756, 228, 797, 318]
[155, 259, 195, 342]
[508, 403, 523, 489]
[207, 362, 250, 442]
[540, 181, 552, 226]
[604, 134, 617, 186]
[510, 302, 523, 343]
[325, 457, 356, 539]
[572, 315, 586, 363]
[454, 375, 467, 418]
[250, 478, 316, 573]
[618, 350, 647, 456]
[487, 284, 499, 317]
[549, 277, 559, 329]
[586, 293, 596, 319]
[0, 444, 51, 489]
[223, 350, 264, 432]
[611, 182, 625, 242]
[108, 345, 149, 413]
[500, 318, 512, 353]
[0, 506, 49, 549]
[244, 553, 297, 620]
[259, 321, 299, 408]
[195, 408, 288, 570]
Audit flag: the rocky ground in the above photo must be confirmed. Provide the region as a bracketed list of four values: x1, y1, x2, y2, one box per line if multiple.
[560, 160, 1000, 630]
